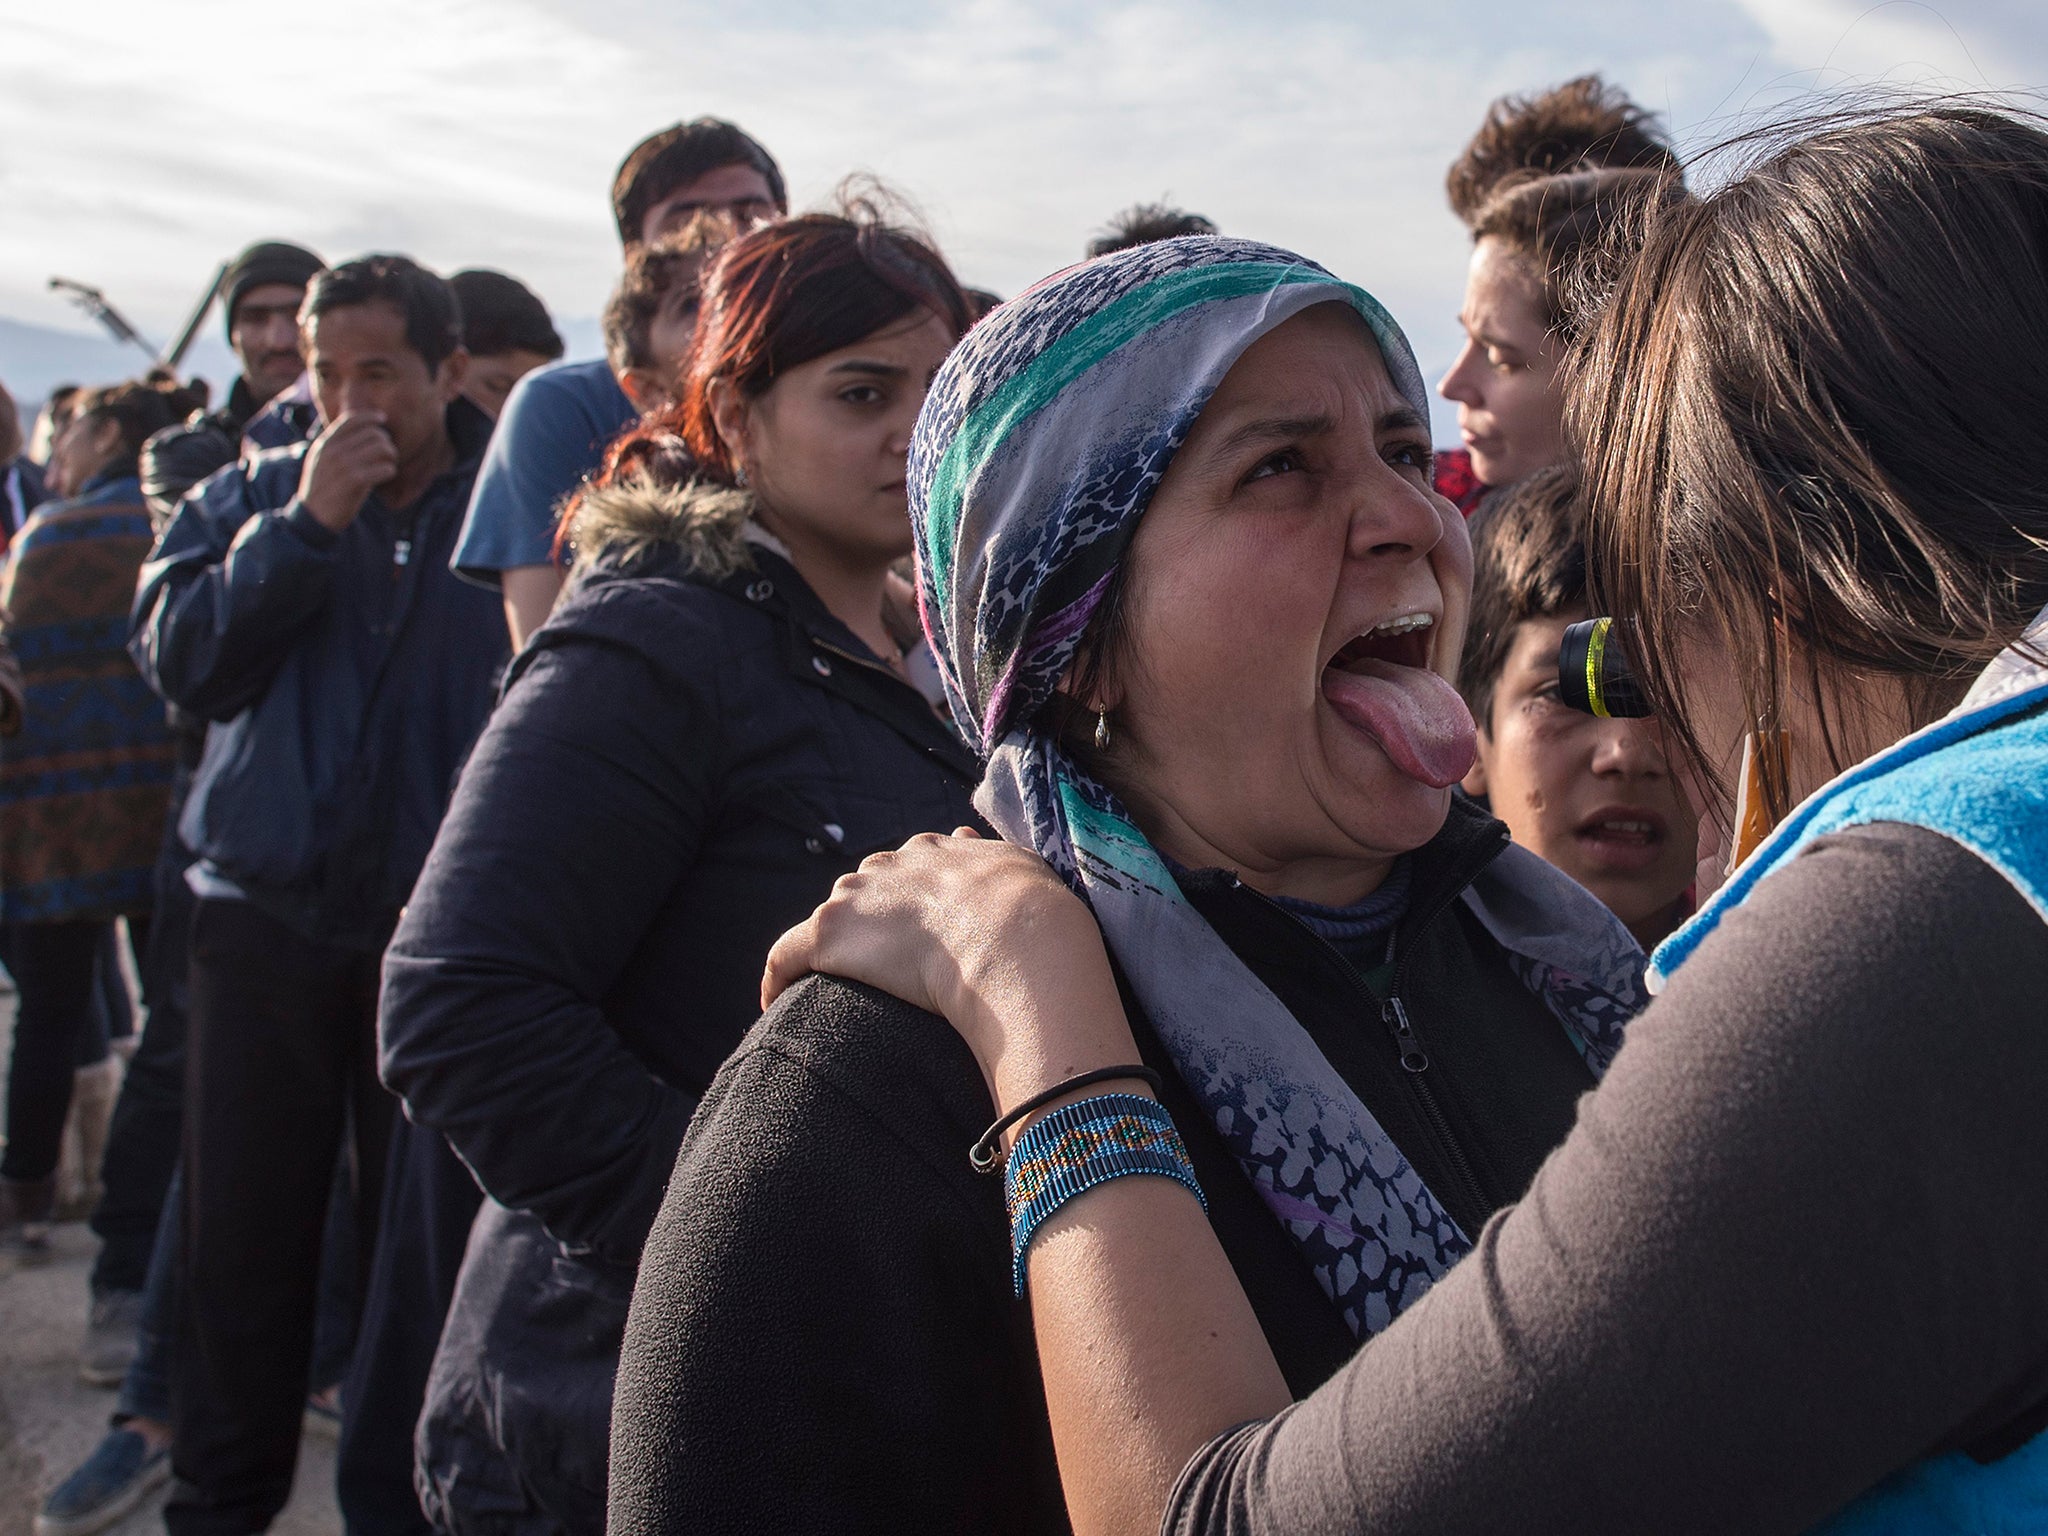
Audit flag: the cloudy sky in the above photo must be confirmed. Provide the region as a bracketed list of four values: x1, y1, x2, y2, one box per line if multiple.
[2, 0, 2043, 437]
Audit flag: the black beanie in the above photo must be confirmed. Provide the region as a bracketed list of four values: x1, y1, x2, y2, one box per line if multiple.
[220, 241, 325, 338]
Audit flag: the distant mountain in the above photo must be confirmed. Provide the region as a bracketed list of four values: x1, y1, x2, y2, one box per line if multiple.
[0, 313, 605, 427]
[0, 315, 237, 416]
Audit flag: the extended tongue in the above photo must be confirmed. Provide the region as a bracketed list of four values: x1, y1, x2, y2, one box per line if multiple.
[1322, 659, 1477, 788]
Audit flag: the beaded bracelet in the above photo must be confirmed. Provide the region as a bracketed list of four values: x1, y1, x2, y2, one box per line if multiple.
[1004, 1092, 1205, 1295]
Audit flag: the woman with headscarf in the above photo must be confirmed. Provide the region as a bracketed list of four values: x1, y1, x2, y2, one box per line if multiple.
[764, 111, 2048, 1534]
[607, 238, 1645, 1532]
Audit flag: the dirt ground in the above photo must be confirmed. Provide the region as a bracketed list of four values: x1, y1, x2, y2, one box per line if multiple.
[0, 1222, 340, 1536]
[0, 980, 340, 1536]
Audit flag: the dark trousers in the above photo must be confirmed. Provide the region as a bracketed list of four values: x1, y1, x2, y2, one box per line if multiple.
[338, 1118, 482, 1536]
[168, 898, 393, 1536]
[92, 835, 196, 1291]
[119, 1158, 362, 1426]
[3, 918, 115, 1182]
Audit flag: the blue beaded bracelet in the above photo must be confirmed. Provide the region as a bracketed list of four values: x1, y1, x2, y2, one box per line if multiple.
[1004, 1092, 1205, 1295]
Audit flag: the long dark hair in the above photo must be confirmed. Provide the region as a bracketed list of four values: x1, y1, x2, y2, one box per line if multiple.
[72, 374, 206, 473]
[1576, 106, 2048, 815]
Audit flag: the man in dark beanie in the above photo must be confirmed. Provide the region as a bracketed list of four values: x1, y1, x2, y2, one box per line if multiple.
[57, 238, 329, 1441]
[449, 269, 565, 420]
[451, 117, 785, 648]
[139, 240, 325, 523]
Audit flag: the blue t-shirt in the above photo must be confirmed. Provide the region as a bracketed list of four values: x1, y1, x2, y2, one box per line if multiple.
[452, 357, 636, 586]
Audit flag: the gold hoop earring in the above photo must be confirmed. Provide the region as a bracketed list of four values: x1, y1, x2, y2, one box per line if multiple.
[1094, 710, 1111, 751]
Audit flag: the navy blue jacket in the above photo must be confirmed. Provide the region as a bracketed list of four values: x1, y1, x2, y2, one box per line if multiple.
[380, 479, 980, 1265]
[128, 399, 508, 950]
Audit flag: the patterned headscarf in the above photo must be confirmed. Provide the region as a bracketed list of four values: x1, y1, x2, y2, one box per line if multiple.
[910, 237, 1641, 1338]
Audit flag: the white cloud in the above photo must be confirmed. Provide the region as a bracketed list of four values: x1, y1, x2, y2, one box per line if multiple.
[1729, 0, 2043, 90]
[4, 0, 2043, 437]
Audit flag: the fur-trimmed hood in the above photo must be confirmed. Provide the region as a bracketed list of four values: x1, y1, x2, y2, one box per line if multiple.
[566, 472, 762, 582]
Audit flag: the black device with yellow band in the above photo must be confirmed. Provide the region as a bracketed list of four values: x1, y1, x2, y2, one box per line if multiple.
[1558, 616, 1652, 718]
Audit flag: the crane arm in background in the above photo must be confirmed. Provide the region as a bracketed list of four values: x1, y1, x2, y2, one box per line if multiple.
[47, 277, 157, 359]
[159, 262, 227, 370]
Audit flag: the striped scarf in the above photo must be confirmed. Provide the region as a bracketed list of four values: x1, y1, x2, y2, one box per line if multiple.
[911, 237, 1622, 1337]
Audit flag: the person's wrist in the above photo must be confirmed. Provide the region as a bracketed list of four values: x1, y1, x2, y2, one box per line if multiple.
[981, 981, 1144, 1149]
[302, 487, 354, 531]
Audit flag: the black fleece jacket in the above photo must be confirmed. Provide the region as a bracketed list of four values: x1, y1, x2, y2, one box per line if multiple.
[380, 531, 977, 1265]
[608, 803, 1598, 1534]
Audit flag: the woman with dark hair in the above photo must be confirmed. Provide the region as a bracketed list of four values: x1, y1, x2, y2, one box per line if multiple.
[610, 237, 1649, 1533]
[1437, 163, 1685, 499]
[767, 108, 2048, 1534]
[0, 378, 191, 1255]
[376, 200, 979, 1535]
[1434, 77, 1684, 510]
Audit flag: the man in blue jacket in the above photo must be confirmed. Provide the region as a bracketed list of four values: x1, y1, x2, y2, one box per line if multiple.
[128, 255, 507, 1536]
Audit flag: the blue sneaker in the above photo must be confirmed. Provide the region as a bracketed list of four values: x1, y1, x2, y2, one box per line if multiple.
[34, 1426, 169, 1536]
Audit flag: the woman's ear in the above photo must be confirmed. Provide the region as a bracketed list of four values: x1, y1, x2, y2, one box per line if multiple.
[1055, 653, 1121, 717]
[707, 378, 749, 475]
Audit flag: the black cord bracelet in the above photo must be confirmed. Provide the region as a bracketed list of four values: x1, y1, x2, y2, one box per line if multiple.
[968, 1064, 1165, 1173]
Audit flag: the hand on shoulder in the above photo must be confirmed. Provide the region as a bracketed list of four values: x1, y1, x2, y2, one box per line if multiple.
[764, 828, 1138, 1110]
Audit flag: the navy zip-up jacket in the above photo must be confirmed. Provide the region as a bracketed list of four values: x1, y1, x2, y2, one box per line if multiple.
[128, 398, 508, 950]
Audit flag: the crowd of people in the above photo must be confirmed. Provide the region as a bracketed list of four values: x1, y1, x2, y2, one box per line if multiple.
[1, 75, 2044, 1536]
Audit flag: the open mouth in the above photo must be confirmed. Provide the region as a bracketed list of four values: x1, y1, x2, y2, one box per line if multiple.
[1575, 808, 1669, 847]
[1328, 612, 1435, 675]
[1320, 613, 1476, 789]
[1570, 806, 1673, 874]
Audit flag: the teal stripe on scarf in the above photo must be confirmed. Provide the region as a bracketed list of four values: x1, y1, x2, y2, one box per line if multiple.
[907, 238, 1642, 1341]
[924, 261, 1348, 595]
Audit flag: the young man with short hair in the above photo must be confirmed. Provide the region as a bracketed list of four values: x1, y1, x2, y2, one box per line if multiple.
[129, 255, 507, 1536]
[452, 117, 784, 648]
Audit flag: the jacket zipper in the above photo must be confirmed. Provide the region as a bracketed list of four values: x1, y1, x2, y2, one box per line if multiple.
[811, 636, 908, 684]
[1234, 875, 1493, 1224]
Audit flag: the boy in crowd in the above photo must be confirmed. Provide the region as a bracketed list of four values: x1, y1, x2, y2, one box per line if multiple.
[37, 239, 336, 1536]
[1456, 467, 1697, 951]
[128, 256, 507, 1536]
[454, 116, 786, 648]
[603, 214, 731, 414]
[449, 269, 564, 420]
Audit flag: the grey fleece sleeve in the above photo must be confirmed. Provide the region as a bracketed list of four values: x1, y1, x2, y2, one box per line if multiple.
[1167, 822, 2048, 1536]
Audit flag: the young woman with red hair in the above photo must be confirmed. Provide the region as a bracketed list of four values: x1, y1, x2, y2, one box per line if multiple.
[371, 200, 980, 1535]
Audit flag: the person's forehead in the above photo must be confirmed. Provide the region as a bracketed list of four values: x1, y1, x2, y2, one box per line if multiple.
[1506, 612, 1577, 667]
[1199, 309, 1402, 422]
[305, 300, 412, 353]
[655, 161, 773, 208]
[233, 283, 307, 321]
[1465, 241, 1545, 329]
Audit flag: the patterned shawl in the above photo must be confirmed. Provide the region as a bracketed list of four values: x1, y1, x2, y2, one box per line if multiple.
[910, 237, 1644, 1338]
